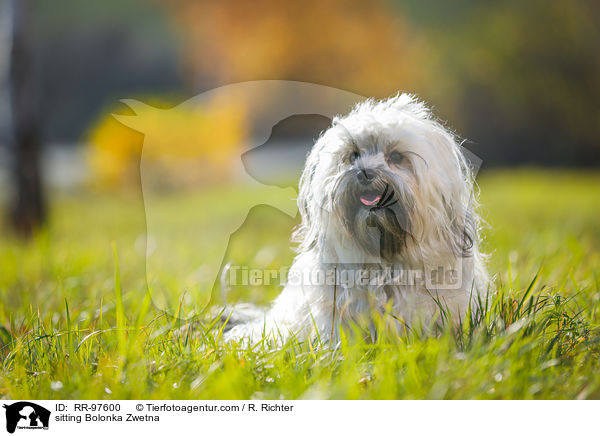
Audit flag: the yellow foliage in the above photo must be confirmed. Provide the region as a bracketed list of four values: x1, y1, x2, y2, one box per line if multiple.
[88, 97, 249, 188]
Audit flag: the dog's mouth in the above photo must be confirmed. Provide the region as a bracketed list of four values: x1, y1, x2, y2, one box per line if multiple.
[358, 184, 397, 209]
[359, 192, 381, 206]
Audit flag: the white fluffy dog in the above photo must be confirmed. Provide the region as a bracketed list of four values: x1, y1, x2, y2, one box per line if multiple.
[224, 94, 488, 344]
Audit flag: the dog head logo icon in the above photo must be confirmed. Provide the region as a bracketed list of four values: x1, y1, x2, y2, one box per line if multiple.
[3, 402, 50, 433]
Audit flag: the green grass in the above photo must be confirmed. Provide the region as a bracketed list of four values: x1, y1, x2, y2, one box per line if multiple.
[1, 169, 599, 399]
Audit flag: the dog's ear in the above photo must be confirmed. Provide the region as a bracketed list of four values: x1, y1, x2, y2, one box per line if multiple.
[292, 143, 321, 251]
[439, 138, 478, 258]
[416, 122, 479, 259]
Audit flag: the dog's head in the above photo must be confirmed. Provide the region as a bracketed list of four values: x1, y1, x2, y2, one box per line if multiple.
[295, 94, 477, 264]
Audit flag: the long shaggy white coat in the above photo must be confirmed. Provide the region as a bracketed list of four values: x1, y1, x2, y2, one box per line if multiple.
[225, 94, 488, 344]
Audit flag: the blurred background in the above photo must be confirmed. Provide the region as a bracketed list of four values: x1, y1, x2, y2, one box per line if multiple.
[2, 0, 600, 202]
[0, 0, 599, 312]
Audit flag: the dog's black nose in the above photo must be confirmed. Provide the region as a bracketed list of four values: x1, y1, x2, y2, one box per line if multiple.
[357, 168, 376, 184]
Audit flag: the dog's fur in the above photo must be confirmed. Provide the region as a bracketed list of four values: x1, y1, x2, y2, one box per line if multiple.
[224, 94, 488, 344]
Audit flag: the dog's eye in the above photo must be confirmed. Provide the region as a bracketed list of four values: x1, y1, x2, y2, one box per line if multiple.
[388, 151, 404, 165]
[349, 151, 360, 164]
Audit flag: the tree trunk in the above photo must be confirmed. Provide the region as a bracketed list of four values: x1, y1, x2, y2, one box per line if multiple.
[9, 0, 45, 236]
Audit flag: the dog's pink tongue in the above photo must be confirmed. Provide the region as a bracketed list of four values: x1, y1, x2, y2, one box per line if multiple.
[360, 195, 381, 206]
